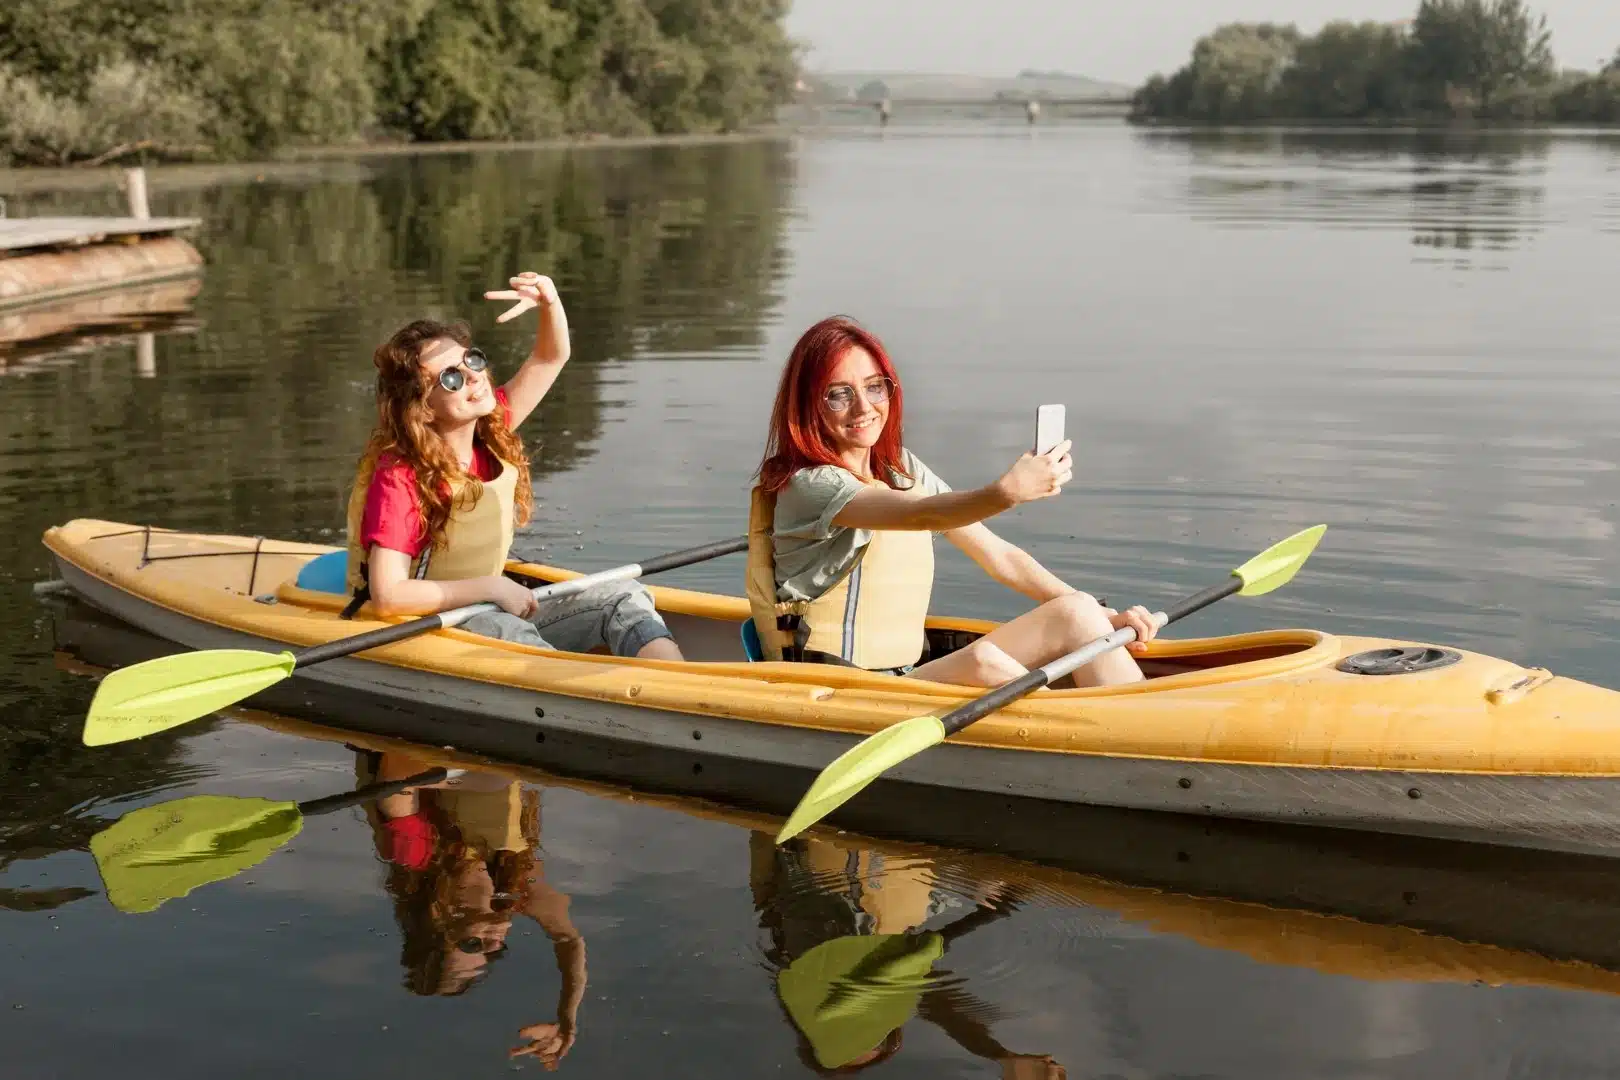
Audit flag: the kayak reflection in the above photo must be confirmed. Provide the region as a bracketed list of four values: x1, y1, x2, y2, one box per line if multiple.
[750, 831, 1067, 1077]
[356, 750, 587, 1070]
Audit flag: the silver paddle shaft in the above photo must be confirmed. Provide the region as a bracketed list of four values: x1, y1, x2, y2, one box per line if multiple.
[438, 563, 643, 629]
[1037, 610, 1169, 683]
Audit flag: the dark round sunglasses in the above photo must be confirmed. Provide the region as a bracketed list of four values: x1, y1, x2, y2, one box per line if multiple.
[436, 348, 490, 393]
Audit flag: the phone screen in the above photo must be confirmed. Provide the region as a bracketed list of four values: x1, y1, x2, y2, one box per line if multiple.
[1035, 404, 1066, 455]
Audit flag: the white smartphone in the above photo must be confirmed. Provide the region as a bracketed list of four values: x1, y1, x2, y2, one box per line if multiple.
[1034, 404, 1066, 456]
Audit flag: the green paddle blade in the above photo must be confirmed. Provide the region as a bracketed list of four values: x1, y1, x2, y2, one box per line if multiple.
[1234, 524, 1326, 596]
[82, 649, 297, 747]
[778, 932, 945, 1069]
[775, 715, 946, 844]
[88, 795, 304, 914]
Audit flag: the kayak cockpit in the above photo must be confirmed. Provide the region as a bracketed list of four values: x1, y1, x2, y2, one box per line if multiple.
[42, 523, 1336, 691]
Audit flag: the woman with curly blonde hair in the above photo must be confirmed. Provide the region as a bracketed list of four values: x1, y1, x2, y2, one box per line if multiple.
[342, 271, 682, 660]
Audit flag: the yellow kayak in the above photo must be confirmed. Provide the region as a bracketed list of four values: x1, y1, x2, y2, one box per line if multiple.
[42, 517, 1620, 855]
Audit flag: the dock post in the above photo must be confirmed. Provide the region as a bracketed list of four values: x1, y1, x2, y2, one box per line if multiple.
[136, 333, 156, 377]
[124, 167, 150, 220]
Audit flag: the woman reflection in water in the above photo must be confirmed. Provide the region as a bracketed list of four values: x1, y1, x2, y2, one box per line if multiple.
[359, 750, 585, 1070]
[749, 831, 1067, 1079]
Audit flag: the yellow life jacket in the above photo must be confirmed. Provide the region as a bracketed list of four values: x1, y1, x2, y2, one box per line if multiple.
[436, 773, 530, 853]
[746, 481, 935, 671]
[342, 452, 520, 615]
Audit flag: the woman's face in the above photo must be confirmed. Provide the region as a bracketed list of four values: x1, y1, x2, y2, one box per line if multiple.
[420, 337, 497, 429]
[818, 346, 892, 455]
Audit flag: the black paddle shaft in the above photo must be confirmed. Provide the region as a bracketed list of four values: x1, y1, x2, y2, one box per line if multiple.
[1160, 575, 1244, 626]
[938, 574, 1244, 737]
[297, 767, 450, 816]
[640, 535, 749, 574]
[289, 535, 748, 670]
[292, 611, 453, 669]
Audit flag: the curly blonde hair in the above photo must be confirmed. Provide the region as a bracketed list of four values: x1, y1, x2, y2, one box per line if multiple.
[353, 319, 534, 554]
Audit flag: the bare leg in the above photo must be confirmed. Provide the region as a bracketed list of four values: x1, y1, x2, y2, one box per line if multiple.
[636, 636, 685, 662]
[908, 592, 1144, 690]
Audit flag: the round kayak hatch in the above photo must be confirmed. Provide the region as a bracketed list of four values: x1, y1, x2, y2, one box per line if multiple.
[1336, 646, 1461, 676]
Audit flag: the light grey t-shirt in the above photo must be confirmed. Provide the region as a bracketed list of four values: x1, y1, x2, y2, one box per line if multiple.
[772, 448, 951, 602]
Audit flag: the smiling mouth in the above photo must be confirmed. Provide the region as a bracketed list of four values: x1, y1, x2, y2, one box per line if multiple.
[845, 414, 878, 433]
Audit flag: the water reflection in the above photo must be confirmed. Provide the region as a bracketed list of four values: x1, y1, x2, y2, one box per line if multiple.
[0, 619, 200, 914]
[39, 642, 1620, 1078]
[753, 833, 1066, 1076]
[357, 751, 586, 1068]
[0, 277, 200, 375]
[1139, 128, 1565, 261]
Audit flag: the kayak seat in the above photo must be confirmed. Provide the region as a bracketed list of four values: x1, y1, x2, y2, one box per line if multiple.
[295, 550, 350, 595]
[740, 617, 764, 662]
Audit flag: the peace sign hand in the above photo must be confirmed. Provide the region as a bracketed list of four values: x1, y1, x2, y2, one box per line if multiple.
[485, 272, 560, 323]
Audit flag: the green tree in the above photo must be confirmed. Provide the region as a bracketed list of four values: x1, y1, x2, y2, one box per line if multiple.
[1547, 68, 1620, 121]
[1181, 23, 1301, 122]
[0, 0, 797, 162]
[1404, 0, 1554, 116]
[1278, 21, 1412, 118]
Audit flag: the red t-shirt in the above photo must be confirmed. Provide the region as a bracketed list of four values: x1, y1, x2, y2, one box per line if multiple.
[359, 388, 512, 559]
[381, 812, 437, 870]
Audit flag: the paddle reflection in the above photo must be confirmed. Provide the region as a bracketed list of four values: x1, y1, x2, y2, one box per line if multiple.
[749, 831, 1067, 1078]
[358, 750, 586, 1070]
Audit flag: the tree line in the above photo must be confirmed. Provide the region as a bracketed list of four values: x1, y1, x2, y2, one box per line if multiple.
[1131, 0, 1620, 124]
[0, 0, 798, 166]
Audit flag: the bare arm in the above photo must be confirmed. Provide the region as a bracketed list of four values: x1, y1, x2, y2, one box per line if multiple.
[833, 482, 1015, 531]
[365, 545, 537, 619]
[831, 440, 1075, 532]
[372, 751, 461, 818]
[509, 870, 588, 1064]
[945, 523, 1076, 603]
[485, 272, 571, 430]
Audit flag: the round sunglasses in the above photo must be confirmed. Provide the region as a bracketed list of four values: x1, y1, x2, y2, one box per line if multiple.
[435, 348, 490, 393]
[824, 376, 894, 413]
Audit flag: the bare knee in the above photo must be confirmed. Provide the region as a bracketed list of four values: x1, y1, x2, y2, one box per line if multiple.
[1043, 592, 1113, 645]
[965, 641, 1026, 686]
[912, 640, 1025, 688]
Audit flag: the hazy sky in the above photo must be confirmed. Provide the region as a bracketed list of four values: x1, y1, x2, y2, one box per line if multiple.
[785, 0, 1620, 86]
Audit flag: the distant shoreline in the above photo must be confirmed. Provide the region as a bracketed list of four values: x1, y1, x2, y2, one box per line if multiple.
[1127, 117, 1620, 132]
[0, 130, 791, 195]
[5, 116, 1616, 196]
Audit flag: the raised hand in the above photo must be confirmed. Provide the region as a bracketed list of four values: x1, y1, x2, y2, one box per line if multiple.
[485, 272, 560, 324]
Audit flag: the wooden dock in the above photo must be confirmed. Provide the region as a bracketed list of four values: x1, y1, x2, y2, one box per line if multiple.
[0, 167, 206, 312]
[0, 214, 204, 313]
[0, 216, 201, 255]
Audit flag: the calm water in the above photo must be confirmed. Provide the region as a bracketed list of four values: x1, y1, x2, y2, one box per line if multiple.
[5, 121, 1620, 1077]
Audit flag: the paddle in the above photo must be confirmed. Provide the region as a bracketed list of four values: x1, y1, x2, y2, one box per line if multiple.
[82, 535, 748, 747]
[774, 524, 1327, 844]
[89, 766, 461, 914]
[778, 895, 1021, 1070]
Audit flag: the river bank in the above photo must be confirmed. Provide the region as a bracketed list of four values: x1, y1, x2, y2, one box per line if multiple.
[0, 130, 792, 197]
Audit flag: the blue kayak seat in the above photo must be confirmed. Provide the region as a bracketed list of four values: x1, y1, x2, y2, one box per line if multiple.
[740, 617, 764, 662]
[295, 550, 350, 595]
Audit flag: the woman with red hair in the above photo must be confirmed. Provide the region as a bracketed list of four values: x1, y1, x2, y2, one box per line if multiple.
[747, 315, 1156, 687]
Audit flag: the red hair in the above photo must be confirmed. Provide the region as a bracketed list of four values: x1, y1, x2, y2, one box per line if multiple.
[757, 316, 910, 493]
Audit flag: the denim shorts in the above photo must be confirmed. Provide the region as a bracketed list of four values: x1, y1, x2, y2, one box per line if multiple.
[460, 579, 673, 658]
